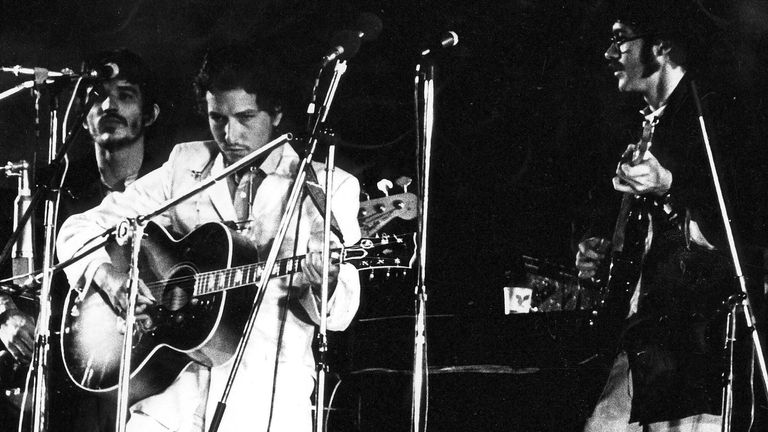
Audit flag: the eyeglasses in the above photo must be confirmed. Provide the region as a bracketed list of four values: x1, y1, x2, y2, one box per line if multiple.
[609, 34, 648, 48]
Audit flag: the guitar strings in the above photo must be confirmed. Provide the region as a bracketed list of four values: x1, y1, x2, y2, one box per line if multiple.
[141, 256, 308, 296]
[137, 241, 396, 301]
[140, 244, 353, 293]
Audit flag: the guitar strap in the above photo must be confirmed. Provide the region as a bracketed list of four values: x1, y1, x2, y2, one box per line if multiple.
[303, 164, 346, 244]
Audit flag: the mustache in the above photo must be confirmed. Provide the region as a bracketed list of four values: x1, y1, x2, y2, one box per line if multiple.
[99, 113, 127, 126]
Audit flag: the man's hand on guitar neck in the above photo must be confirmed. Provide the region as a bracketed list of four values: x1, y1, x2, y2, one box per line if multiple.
[576, 237, 611, 280]
[93, 263, 157, 328]
[0, 295, 35, 363]
[613, 144, 672, 196]
[293, 235, 341, 300]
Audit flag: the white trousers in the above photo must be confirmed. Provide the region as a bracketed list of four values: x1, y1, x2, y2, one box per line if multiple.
[583, 352, 722, 432]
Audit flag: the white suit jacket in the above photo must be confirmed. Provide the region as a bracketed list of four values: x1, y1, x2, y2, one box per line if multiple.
[57, 141, 361, 431]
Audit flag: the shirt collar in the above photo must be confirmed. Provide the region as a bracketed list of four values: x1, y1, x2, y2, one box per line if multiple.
[101, 172, 139, 193]
[640, 103, 667, 123]
[216, 142, 290, 182]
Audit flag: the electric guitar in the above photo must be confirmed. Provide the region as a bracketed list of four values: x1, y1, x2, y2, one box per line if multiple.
[590, 118, 658, 330]
[59, 221, 416, 404]
[358, 192, 418, 237]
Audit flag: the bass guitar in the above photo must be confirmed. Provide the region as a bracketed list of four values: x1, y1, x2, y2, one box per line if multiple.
[589, 117, 658, 332]
[358, 192, 418, 237]
[60, 221, 416, 404]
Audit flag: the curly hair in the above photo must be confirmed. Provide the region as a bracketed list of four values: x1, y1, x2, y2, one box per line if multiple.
[193, 43, 288, 117]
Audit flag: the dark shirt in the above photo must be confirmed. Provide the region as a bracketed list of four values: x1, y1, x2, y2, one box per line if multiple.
[50, 148, 160, 432]
[586, 74, 746, 424]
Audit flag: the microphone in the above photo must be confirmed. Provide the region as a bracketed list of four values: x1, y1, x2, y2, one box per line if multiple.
[322, 30, 363, 65]
[0, 62, 119, 80]
[420, 31, 459, 56]
[6, 161, 34, 288]
[82, 62, 120, 80]
[0, 66, 69, 84]
[322, 12, 383, 65]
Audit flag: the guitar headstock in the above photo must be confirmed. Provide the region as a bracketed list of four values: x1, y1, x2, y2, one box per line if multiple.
[343, 233, 417, 272]
[622, 117, 658, 167]
[358, 193, 418, 237]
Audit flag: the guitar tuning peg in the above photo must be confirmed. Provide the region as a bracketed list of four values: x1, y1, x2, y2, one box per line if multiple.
[395, 176, 412, 193]
[376, 179, 393, 196]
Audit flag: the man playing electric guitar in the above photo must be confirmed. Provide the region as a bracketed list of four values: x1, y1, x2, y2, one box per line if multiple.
[56, 43, 362, 432]
[576, 1, 742, 431]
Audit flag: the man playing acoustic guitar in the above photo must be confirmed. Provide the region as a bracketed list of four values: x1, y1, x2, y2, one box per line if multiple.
[56, 43, 361, 431]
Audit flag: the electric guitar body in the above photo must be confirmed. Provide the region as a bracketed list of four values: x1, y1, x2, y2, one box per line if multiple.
[590, 118, 659, 342]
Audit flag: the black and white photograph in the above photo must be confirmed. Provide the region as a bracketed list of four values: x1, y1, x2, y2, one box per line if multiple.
[1, 1, 768, 431]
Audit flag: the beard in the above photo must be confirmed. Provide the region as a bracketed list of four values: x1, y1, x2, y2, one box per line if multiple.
[93, 118, 144, 151]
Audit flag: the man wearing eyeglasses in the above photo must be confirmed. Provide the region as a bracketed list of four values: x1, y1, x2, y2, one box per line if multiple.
[576, 1, 740, 431]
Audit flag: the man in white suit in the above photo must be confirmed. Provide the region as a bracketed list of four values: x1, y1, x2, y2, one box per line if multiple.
[56, 43, 361, 432]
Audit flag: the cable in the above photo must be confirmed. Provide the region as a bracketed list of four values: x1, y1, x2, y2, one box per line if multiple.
[323, 373, 343, 432]
[749, 347, 755, 431]
[423, 319, 429, 432]
[61, 76, 86, 144]
[17, 347, 34, 432]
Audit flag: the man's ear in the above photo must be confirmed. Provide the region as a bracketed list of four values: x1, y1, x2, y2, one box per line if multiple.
[143, 104, 160, 127]
[653, 39, 673, 57]
[655, 39, 685, 67]
[271, 108, 283, 127]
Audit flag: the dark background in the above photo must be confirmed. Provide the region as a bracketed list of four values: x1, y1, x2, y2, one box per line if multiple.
[1, 0, 768, 430]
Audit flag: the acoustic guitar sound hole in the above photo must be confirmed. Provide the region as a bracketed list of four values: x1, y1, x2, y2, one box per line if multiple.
[162, 265, 196, 312]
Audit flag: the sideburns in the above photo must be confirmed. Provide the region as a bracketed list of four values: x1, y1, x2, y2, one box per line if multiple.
[639, 40, 660, 78]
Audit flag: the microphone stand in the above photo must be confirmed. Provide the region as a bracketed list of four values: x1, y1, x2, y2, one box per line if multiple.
[314, 142, 336, 432]
[33, 79, 101, 432]
[721, 293, 743, 432]
[29, 77, 64, 432]
[208, 61, 347, 432]
[688, 81, 768, 431]
[114, 218, 145, 432]
[0, 81, 98, 276]
[0, 79, 123, 432]
[410, 58, 435, 432]
[0, 80, 36, 101]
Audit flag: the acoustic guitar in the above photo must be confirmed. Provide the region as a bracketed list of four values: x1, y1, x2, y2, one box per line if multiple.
[59, 221, 416, 404]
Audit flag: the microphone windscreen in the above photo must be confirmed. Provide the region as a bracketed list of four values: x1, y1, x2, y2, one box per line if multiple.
[356, 12, 383, 42]
[331, 30, 363, 60]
